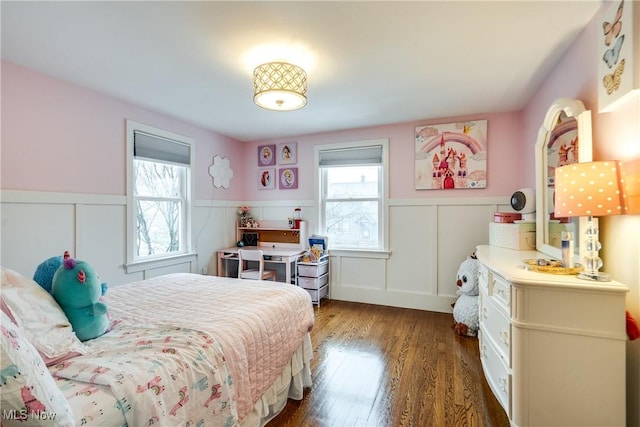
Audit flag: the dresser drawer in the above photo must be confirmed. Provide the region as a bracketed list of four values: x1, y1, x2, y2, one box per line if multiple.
[479, 327, 511, 417]
[298, 273, 328, 290]
[489, 272, 511, 313]
[478, 263, 489, 295]
[481, 296, 511, 367]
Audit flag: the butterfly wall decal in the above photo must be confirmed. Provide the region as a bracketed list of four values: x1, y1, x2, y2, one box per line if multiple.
[602, 34, 624, 69]
[602, 0, 623, 46]
[603, 58, 625, 95]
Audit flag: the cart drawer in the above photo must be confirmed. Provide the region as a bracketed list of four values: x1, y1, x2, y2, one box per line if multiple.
[305, 284, 329, 302]
[298, 273, 328, 290]
[298, 261, 329, 277]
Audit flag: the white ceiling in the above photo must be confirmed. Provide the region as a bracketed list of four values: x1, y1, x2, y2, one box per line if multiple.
[1, 1, 602, 142]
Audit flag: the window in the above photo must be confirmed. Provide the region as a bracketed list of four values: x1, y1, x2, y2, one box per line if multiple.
[317, 140, 388, 251]
[126, 121, 195, 271]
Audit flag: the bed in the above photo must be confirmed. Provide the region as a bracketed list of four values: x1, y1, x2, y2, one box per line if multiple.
[1, 267, 315, 427]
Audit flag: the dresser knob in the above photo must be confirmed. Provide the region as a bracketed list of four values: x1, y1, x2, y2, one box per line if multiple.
[499, 376, 508, 393]
[500, 330, 509, 347]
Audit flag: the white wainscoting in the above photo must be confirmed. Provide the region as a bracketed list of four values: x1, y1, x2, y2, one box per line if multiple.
[0, 190, 238, 286]
[328, 198, 506, 312]
[1, 190, 509, 312]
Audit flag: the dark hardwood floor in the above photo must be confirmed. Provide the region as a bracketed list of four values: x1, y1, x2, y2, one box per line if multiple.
[269, 300, 509, 427]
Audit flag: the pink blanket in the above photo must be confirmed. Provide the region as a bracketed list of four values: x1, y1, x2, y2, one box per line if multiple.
[104, 273, 315, 422]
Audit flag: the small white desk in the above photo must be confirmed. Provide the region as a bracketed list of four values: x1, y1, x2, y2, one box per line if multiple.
[217, 246, 304, 284]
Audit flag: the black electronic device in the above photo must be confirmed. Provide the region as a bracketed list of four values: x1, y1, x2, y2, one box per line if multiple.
[510, 188, 535, 221]
[242, 232, 259, 246]
[511, 188, 536, 214]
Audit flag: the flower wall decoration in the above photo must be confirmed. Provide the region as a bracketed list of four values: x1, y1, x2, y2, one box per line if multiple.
[208, 155, 234, 189]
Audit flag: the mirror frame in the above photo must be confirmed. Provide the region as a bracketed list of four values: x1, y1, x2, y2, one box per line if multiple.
[534, 98, 592, 261]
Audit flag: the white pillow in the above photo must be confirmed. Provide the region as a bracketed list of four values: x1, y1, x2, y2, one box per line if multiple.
[1, 267, 87, 364]
[0, 310, 75, 426]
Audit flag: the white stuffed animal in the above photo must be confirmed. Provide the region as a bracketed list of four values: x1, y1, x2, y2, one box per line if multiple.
[452, 255, 480, 337]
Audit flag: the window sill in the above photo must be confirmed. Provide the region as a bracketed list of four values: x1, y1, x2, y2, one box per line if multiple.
[327, 249, 391, 259]
[125, 252, 198, 274]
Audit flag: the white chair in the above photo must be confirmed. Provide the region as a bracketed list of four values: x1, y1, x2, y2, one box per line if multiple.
[237, 249, 277, 281]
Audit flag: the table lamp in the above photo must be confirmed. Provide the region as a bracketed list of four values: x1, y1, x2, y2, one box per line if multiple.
[554, 161, 626, 281]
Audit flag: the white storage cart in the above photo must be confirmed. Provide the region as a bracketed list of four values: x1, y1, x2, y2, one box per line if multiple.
[295, 253, 329, 306]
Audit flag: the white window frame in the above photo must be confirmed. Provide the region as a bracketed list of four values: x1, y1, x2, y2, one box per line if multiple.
[125, 120, 196, 273]
[314, 139, 390, 256]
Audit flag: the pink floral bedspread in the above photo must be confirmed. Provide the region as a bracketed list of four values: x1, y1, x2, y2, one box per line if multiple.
[51, 324, 237, 426]
[101, 273, 315, 423]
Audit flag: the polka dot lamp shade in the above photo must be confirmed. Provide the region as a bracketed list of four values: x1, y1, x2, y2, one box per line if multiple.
[554, 161, 626, 217]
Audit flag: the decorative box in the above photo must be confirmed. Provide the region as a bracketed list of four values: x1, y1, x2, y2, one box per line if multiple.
[489, 222, 536, 251]
[493, 212, 522, 223]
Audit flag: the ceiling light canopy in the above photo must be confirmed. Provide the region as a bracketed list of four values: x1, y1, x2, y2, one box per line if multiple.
[253, 62, 307, 111]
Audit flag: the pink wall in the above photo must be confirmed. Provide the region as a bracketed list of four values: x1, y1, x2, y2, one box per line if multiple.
[521, 6, 600, 189]
[522, 1, 639, 184]
[1, 61, 244, 200]
[1, 61, 527, 203]
[244, 111, 525, 200]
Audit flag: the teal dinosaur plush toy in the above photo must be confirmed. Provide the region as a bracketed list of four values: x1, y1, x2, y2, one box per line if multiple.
[34, 255, 108, 297]
[52, 251, 109, 341]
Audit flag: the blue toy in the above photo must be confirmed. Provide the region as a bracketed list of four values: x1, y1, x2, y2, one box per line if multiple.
[52, 251, 109, 341]
[33, 255, 63, 293]
[34, 254, 108, 297]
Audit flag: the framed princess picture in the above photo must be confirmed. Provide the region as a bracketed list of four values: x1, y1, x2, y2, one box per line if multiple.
[279, 167, 298, 190]
[258, 168, 275, 190]
[277, 142, 297, 165]
[258, 144, 276, 166]
[414, 119, 488, 190]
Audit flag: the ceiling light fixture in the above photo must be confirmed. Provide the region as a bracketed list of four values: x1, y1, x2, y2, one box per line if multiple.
[253, 62, 307, 111]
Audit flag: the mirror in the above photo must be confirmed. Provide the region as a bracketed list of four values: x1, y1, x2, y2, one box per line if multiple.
[535, 98, 592, 261]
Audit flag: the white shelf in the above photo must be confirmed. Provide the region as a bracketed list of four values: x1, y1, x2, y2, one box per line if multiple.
[236, 221, 308, 250]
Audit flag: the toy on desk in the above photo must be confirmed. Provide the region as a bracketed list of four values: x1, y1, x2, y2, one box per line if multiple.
[452, 254, 480, 337]
[52, 251, 109, 341]
[308, 235, 327, 261]
[300, 246, 325, 263]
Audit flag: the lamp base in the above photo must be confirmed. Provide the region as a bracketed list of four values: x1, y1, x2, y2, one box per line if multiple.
[577, 271, 612, 282]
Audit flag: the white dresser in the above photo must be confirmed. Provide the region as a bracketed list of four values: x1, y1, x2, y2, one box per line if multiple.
[475, 245, 628, 427]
